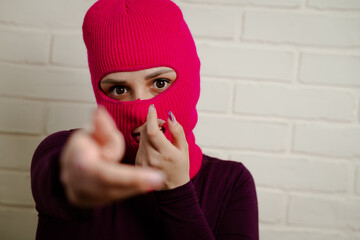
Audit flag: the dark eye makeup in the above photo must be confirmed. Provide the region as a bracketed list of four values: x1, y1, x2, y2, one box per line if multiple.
[108, 85, 127, 95]
[153, 78, 171, 89]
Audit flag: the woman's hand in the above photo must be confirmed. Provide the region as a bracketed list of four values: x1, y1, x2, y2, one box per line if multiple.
[135, 104, 190, 190]
[60, 106, 165, 207]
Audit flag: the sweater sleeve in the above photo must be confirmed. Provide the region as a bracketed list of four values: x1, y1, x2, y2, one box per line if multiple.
[31, 130, 92, 221]
[154, 181, 216, 240]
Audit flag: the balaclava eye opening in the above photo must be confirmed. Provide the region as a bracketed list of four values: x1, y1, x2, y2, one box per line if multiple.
[82, 0, 202, 179]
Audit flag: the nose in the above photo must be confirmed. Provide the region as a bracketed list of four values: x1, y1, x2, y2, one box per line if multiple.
[133, 88, 153, 101]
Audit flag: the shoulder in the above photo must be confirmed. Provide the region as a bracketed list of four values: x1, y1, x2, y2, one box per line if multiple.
[201, 155, 254, 183]
[33, 129, 77, 160]
[194, 154, 256, 194]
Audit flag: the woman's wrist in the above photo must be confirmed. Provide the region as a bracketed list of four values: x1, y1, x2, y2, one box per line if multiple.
[161, 177, 190, 191]
[154, 180, 194, 203]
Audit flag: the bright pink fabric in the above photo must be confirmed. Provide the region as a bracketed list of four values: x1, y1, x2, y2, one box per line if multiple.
[82, 0, 202, 178]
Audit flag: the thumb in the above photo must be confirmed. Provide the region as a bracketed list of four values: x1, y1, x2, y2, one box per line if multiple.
[167, 111, 188, 151]
[91, 106, 125, 162]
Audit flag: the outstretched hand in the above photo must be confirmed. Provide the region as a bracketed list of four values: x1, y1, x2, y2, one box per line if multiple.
[60, 106, 165, 207]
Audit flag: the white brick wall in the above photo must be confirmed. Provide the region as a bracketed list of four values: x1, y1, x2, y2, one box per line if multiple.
[243, 11, 360, 47]
[0, 0, 96, 28]
[0, 134, 42, 170]
[197, 79, 232, 113]
[299, 53, 360, 86]
[0, 98, 45, 134]
[197, 44, 294, 81]
[288, 194, 360, 230]
[260, 227, 355, 240]
[183, 0, 302, 7]
[233, 153, 348, 192]
[181, 5, 238, 39]
[0, 27, 49, 63]
[257, 189, 286, 223]
[0, 171, 34, 206]
[0, 63, 94, 101]
[0, 0, 359, 239]
[52, 32, 88, 67]
[308, 0, 360, 10]
[294, 124, 360, 158]
[47, 102, 96, 133]
[0, 207, 37, 240]
[195, 115, 289, 151]
[234, 83, 355, 121]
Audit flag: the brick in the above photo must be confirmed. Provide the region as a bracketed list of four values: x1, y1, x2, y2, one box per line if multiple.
[0, 134, 42, 170]
[257, 189, 286, 223]
[261, 227, 349, 240]
[183, 0, 249, 4]
[0, 27, 49, 63]
[299, 53, 360, 87]
[0, 98, 45, 134]
[46, 102, 96, 134]
[180, 5, 237, 39]
[197, 80, 231, 113]
[348, 232, 360, 240]
[244, 11, 360, 47]
[194, 115, 288, 151]
[52, 33, 87, 67]
[288, 194, 360, 229]
[0, 63, 94, 102]
[0, 206, 37, 240]
[251, 0, 301, 7]
[182, 0, 301, 7]
[0, 171, 34, 206]
[197, 44, 294, 81]
[294, 124, 360, 158]
[0, 0, 96, 28]
[308, 0, 360, 10]
[232, 154, 348, 192]
[234, 83, 355, 121]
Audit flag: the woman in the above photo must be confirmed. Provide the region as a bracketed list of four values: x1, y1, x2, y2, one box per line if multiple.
[31, 0, 259, 239]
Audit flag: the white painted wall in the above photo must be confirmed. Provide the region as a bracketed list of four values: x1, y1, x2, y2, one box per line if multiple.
[0, 0, 359, 239]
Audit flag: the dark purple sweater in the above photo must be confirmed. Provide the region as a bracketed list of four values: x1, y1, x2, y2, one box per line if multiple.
[31, 130, 259, 240]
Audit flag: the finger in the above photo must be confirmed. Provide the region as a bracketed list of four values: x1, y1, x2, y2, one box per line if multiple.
[92, 106, 125, 162]
[137, 119, 166, 133]
[146, 104, 168, 150]
[91, 160, 165, 191]
[167, 111, 188, 151]
[158, 119, 166, 130]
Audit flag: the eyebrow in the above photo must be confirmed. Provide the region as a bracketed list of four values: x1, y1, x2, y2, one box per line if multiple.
[101, 79, 127, 84]
[145, 69, 174, 80]
[101, 69, 175, 85]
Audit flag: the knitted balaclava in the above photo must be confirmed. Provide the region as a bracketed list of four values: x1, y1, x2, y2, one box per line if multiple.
[82, 0, 202, 178]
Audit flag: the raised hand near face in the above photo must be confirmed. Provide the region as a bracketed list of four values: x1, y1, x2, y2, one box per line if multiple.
[135, 105, 190, 190]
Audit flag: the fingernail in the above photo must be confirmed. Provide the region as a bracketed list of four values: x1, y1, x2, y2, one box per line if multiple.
[149, 104, 155, 112]
[168, 111, 175, 122]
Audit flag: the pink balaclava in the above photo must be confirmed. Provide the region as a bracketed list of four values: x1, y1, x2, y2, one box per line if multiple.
[82, 0, 202, 179]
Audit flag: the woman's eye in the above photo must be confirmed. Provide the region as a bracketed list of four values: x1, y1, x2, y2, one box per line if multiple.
[154, 79, 169, 89]
[111, 86, 127, 95]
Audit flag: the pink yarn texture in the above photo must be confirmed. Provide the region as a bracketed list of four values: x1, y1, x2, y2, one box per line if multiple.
[82, 0, 202, 178]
